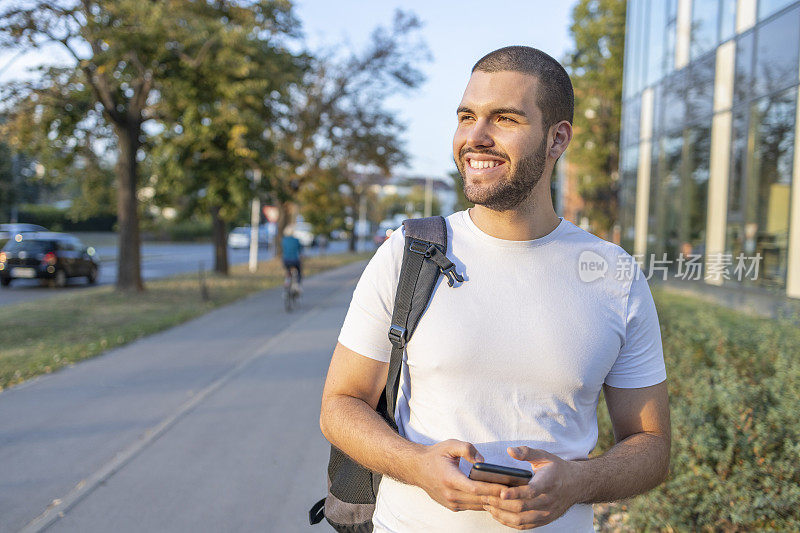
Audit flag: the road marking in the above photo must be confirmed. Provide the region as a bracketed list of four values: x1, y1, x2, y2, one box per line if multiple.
[20, 269, 360, 533]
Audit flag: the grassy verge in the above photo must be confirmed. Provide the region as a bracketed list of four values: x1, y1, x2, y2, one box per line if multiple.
[0, 252, 371, 391]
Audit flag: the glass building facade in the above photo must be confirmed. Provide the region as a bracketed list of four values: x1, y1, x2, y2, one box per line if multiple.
[619, 0, 800, 297]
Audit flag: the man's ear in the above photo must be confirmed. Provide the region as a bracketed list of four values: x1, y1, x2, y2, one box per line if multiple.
[548, 121, 573, 159]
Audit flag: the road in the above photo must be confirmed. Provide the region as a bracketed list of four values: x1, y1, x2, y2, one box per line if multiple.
[0, 240, 351, 308]
[0, 259, 366, 533]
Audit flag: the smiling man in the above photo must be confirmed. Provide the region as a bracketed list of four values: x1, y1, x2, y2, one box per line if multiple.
[320, 46, 670, 531]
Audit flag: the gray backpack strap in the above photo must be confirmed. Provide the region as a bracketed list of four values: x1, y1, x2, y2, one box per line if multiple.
[382, 216, 465, 430]
[312, 215, 465, 531]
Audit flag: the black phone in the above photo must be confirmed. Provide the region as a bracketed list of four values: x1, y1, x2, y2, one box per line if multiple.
[468, 462, 532, 486]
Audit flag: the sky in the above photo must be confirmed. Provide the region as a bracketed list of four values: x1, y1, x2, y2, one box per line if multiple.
[0, 0, 577, 179]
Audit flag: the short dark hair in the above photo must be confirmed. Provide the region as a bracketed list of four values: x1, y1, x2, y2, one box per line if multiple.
[472, 46, 574, 131]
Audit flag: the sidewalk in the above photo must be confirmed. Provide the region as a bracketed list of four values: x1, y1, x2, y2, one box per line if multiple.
[0, 260, 367, 532]
[651, 276, 800, 323]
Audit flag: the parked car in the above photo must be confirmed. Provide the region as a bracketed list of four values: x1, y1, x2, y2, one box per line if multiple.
[0, 223, 47, 248]
[0, 232, 99, 288]
[228, 226, 269, 249]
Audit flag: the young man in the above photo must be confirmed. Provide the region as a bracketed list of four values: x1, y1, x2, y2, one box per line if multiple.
[320, 46, 670, 531]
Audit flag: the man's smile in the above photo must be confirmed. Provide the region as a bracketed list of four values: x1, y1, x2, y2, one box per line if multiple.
[464, 154, 508, 174]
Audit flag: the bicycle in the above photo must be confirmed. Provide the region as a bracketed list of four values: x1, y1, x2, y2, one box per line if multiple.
[283, 269, 301, 312]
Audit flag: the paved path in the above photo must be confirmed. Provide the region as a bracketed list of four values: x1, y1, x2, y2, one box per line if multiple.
[0, 260, 367, 532]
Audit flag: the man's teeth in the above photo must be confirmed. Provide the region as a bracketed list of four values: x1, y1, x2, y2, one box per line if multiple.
[468, 159, 502, 169]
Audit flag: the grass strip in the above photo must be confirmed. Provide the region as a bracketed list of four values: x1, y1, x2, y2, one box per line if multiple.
[0, 252, 371, 391]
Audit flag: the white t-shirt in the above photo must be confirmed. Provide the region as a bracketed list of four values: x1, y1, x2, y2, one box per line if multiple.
[338, 210, 667, 532]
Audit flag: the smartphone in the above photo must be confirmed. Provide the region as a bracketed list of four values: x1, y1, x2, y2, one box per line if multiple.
[468, 462, 532, 486]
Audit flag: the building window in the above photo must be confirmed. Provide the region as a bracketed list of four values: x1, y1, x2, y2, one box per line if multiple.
[685, 124, 711, 259]
[619, 145, 639, 253]
[687, 53, 716, 119]
[621, 97, 642, 148]
[728, 107, 749, 217]
[662, 70, 689, 132]
[734, 30, 755, 105]
[691, 0, 720, 59]
[646, 1, 668, 85]
[753, 5, 800, 98]
[719, 0, 737, 41]
[649, 132, 684, 259]
[728, 86, 797, 287]
[758, 0, 797, 20]
[647, 124, 711, 267]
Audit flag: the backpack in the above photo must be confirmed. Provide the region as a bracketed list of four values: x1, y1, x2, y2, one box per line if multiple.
[308, 216, 465, 532]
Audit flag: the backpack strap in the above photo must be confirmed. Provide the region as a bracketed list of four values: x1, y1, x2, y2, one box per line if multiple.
[379, 216, 465, 431]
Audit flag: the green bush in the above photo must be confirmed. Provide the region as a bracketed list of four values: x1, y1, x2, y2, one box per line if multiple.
[15, 204, 115, 232]
[598, 290, 800, 530]
[141, 217, 213, 242]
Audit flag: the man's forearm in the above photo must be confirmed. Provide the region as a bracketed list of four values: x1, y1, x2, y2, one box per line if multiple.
[569, 432, 670, 504]
[320, 394, 425, 486]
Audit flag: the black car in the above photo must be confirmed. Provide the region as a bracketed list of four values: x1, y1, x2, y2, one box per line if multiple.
[0, 232, 99, 287]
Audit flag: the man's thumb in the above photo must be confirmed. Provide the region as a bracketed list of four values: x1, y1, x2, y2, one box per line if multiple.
[508, 446, 555, 465]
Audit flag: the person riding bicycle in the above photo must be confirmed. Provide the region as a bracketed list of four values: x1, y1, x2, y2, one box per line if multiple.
[281, 225, 303, 292]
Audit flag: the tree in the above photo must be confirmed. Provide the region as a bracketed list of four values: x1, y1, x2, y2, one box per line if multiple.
[449, 170, 473, 212]
[0, 0, 283, 289]
[1, 66, 117, 224]
[564, 0, 627, 239]
[148, 2, 303, 274]
[273, 10, 430, 253]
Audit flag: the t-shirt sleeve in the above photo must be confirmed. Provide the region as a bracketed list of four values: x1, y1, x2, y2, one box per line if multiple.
[337, 228, 404, 362]
[604, 266, 668, 388]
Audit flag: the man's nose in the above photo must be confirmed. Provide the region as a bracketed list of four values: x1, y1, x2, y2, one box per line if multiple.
[466, 118, 494, 148]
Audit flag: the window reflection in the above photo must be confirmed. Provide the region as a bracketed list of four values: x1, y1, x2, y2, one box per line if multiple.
[690, 0, 719, 59]
[646, 1, 668, 86]
[647, 125, 710, 268]
[662, 71, 688, 132]
[619, 145, 639, 253]
[754, 6, 800, 97]
[685, 125, 711, 259]
[621, 97, 642, 148]
[728, 108, 749, 216]
[719, 0, 737, 41]
[649, 133, 683, 259]
[687, 54, 716, 119]
[758, 0, 797, 19]
[734, 31, 754, 105]
[728, 88, 797, 287]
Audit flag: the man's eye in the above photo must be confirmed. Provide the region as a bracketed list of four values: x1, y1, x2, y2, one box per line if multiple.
[459, 115, 474, 122]
[498, 116, 516, 123]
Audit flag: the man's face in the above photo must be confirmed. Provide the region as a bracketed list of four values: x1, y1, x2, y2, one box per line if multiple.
[453, 70, 549, 211]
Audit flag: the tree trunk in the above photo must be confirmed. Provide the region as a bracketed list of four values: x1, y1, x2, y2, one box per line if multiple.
[211, 205, 229, 275]
[114, 123, 143, 291]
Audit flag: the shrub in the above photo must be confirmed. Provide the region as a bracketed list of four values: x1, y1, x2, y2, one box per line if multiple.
[597, 290, 800, 530]
[16, 204, 115, 232]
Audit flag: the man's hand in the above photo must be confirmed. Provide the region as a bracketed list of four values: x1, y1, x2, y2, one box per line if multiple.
[415, 439, 506, 512]
[482, 446, 580, 529]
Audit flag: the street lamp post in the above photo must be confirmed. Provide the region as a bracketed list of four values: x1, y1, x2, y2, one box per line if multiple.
[248, 169, 262, 273]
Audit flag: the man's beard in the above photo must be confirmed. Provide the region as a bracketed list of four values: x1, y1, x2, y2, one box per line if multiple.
[456, 136, 547, 212]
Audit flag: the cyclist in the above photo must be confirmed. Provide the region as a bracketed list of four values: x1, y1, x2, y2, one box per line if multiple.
[281, 225, 303, 293]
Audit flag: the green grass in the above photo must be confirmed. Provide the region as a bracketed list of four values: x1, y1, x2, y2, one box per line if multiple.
[0, 252, 371, 391]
